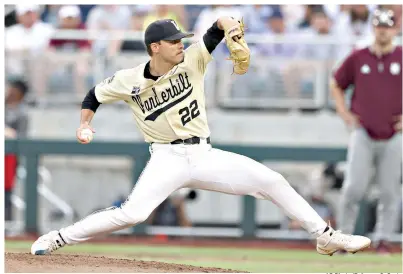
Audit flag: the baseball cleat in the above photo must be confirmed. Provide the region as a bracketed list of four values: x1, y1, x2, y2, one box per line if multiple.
[316, 227, 371, 256]
[31, 230, 66, 255]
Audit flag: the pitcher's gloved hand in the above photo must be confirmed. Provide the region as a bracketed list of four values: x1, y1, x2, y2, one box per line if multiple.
[223, 18, 250, 75]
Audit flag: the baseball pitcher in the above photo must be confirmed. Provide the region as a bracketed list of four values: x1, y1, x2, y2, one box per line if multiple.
[31, 16, 370, 256]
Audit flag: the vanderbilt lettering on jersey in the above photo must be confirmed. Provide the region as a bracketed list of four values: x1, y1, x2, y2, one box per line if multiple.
[94, 40, 212, 143]
[131, 72, 192, 121]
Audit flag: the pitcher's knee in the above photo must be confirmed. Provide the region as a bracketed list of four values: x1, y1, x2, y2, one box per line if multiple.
[255, 171, 291, 190]
[267, 172, 290, 187]
[120, 206, 151, 225]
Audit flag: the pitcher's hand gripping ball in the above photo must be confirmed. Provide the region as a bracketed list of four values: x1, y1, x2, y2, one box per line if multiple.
[224, 18, 250, 75]
[80, 128, 93, 142]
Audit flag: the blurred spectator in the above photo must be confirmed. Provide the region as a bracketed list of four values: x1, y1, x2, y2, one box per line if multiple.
[256, 10, 297, 57]
[242, 5, 273, 34]
[193, 5, 243, 62]
[86, 5, 131, 54]
[322, 162, 345, 190]
[268, 9, 287, 34]
[147, 189, 197, 227]
[77, 5, 97, 23]
[5, 4, 54, 77]
[143, 5, 188, 31]
[243, 9, 298, 100]
[297, 5, 324, 29]
[333, 5, 374, 61]
[5, 5, 17, 27]
[49, 5, 91, 51]
[310, 8, 333, 36]
[41, 5, 61, 26]
[5, 78, 29, 223]
[193, 5, 243, 39]
[45, 5, 91, 96]
[5, 78, 29, 137]
[107, 7, 148, 57]
[298, 8, 336, 60]
[185, 5, 209, 31]
[280, 4, 306, 30]
[348, 5, 373, 36]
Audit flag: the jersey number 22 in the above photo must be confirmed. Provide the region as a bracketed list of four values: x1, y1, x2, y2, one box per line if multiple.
[179, 100, 200, 126]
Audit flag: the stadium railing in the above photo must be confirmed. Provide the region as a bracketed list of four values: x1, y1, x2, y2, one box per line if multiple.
[8, 29, 400, 111]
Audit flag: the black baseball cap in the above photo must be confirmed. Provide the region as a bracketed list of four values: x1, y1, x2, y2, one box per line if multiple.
[372, 9, 395, 27]
[144, 19, 194, 45]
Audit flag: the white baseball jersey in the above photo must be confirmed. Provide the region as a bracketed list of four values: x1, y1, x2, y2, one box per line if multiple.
[94, 40, 213, 143]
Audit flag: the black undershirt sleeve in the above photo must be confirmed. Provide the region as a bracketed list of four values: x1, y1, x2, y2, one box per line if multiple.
[203, 21, 225, 54]
[81, 87, 101, 112]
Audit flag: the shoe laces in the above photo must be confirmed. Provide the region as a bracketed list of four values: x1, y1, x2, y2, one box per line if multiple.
[331, 230, 353, 244]
[49, 240, 60, 252]
[40, 234, 64, 252]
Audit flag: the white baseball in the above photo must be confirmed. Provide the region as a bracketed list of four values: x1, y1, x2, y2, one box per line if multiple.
[80, 128, 93, 142]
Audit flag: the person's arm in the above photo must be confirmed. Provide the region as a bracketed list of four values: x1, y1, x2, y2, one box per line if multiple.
[77, 87, 99, 144]
[202, 20, 224, 54]
[106, 31, 125, 58]
[330, 53, 359, 127]
[202, 16, 239, 54]
[77, 70, 127, 144]
[330, 79, 358, 127]
[394, 115, 402, 132]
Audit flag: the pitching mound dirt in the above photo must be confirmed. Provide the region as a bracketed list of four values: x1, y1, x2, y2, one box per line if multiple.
[5, 252, 244, 273]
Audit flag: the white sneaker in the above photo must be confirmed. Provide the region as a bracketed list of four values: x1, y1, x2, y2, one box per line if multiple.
[31, 230, 66, 255]
[316, 227, 371, 256]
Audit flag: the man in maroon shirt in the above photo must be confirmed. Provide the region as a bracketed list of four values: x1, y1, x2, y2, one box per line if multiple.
[331, 8, 402, 254]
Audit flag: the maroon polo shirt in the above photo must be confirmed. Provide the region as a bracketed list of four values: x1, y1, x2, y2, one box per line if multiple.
[334, 46, 402, 140]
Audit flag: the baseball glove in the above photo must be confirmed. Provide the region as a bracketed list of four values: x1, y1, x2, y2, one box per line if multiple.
[224, 18, 250, 75]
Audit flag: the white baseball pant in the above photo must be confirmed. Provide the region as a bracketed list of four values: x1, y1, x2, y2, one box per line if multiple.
[60, 142, 327, 244]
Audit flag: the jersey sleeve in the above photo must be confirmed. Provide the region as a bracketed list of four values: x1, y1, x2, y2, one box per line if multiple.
[333, 52, 356, 90]
[94, 71, 127, 103]
[185, 39, 213, 75]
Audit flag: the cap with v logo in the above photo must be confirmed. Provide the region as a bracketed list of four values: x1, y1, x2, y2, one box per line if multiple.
[144, 19, 194, 45]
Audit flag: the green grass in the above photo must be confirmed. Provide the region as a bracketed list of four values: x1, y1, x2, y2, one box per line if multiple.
[5, 240, 402, 273]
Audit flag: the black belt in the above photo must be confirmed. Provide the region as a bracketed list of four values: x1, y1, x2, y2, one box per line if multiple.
[170, 136, 211, 145]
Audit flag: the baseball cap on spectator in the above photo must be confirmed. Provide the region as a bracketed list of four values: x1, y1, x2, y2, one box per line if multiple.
[144, 19, 193, 45]
[372, 9, 395, 27]
[15, 4, 40, 16]
[269, 9, 284, 20]
[58, 5, 81, 18]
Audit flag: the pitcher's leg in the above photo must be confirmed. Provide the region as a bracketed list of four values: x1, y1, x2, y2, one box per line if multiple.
[189, 148, 327, 237]
[338, 128, 374, 234]
[375, 133, 402, 242]
[32, 149, 188, 254]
